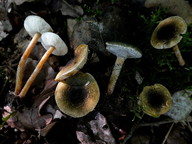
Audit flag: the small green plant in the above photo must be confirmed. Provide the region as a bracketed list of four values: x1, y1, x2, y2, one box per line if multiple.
[111, 0, 119, 4]
[83, 4, 102, 18]
[180, 24, 192, 48]
[0, 111, 16, 128]
[140, 7, 168, 40]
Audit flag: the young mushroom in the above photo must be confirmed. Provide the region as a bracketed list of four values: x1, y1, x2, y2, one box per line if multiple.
[55, 72, 100, 118]
[55, 44, 88, 81]
[19, 32, 68, 98]
[139, 84, 172, 118]
[106, 41, 142, 95]
[15, 15, 53, 95]
[151, 16, 187, 66]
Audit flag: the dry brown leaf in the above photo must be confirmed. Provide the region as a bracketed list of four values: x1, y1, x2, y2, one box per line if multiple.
[76, 131, 95, 144]
[2, 79, 57, 131]
[89, 113, 116, 144]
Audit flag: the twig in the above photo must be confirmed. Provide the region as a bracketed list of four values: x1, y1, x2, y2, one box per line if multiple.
[161, 123, 174, 144]
[121, 113, 144, 144]
[186, 121, 192, 133]
[139, 117, 192, 127]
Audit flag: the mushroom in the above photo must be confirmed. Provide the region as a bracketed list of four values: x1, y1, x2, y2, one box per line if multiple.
[15, 15, 53, 95]
[151, 16, 187, 66]
[55, 44, 88, 81]
[139, 84, 172, 118]
[106, 41, 142, 95]
[55, 72, 100, 118]
[18, 32, 68, 98]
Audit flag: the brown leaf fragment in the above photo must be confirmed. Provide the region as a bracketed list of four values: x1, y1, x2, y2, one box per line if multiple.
[45, 0, 83, 17]
[76, 131, 95, 144]
[0, 5, 12, 41]
[89, 113, 116, 144]
[2, 84, 56, 131]
[70, 16, 108, 56]
[40, 121, 57, 137]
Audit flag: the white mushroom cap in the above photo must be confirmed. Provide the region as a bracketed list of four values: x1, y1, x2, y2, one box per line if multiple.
[24, 15, 53, 37]
[106, 42, 142, 59]
[41, 32, 68, 56]
[55, 44, 88, 81]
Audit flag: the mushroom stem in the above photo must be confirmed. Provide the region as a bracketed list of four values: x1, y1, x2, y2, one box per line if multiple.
[18, 46, 55, 98]
[14, 32, 41, 95]
[173, 44, 185, 66]
[107, 57, 125, 95]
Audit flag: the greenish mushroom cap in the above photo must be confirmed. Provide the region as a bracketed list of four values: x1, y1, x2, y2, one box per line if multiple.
[55, 72, 100, 118]
[151, 16, 187, 49]
[139, 84, 172, 118]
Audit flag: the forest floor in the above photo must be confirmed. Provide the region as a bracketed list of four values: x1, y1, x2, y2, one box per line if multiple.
[1, 0, 192, 144]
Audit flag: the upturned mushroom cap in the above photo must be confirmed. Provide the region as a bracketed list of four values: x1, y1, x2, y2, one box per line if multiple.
[151, 16, 187, 49]
[55, 44, 88, 81]
[41, 32, 68, 56]
[139, 84, 172, 118]
[24, 15, 53, 37]
[55, 72, 100, 118]
[106, 41, 142, 59]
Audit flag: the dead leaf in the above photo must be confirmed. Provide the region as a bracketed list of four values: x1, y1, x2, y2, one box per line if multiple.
[45, 0, 83, 17]
[40, 121, 57, 137]
[76, 131, 95, 144]
[70, 16, 108, 56]
[0, 5, 12, 41]
[89, 113, 116, 144]
[2, 80, 57, 131]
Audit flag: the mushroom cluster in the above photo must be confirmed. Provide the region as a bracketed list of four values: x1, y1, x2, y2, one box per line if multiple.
[14, 14, 189, 119]
[15, 15, 53, 95]
[14, 15, 100, 118]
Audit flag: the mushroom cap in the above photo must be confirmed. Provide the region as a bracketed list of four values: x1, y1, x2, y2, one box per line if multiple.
[55, 72, 100, 118]
[106, 41, 142, 59]
[151, 16, 187, 49]
[55, 44, 89, 81]
[139, 84, 172, 118]
[24, 15, 53, 37]
[41, 32, 68, 56]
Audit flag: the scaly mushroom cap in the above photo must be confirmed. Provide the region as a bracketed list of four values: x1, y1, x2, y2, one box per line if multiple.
[24, 15, 53, 37]
[55, 72, 100, 118]
[139, 84, 172, 117]
[41, 32, 68, 56]
[55, 44, 89, 81]
[151, 16, 187, 49]
[106, 41, 142, 59]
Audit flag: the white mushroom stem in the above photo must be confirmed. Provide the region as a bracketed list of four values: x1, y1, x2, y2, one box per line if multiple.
[172, 44, 185, 66]
[14, 32, 41, 95]
[107, 57, 125, 95]
[19, 46, 55, 98]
